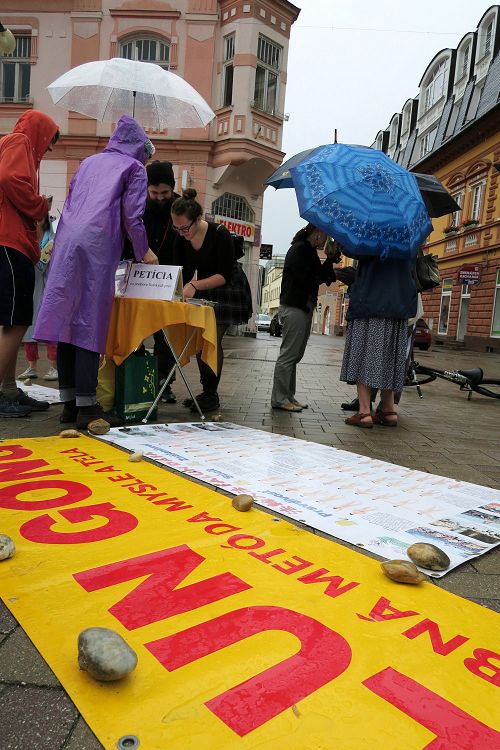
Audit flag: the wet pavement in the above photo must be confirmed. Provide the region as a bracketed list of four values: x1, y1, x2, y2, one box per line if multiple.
[1, 332, 499, 748]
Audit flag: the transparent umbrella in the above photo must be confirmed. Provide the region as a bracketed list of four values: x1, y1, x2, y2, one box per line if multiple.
[47, 57, 215, 129]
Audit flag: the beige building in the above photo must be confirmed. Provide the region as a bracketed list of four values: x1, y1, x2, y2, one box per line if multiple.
[260, 255, 283, 315]
[0, 0, 300, 320]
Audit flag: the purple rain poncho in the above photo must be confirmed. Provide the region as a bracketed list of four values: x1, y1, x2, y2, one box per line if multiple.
[34, 115, 149, 353]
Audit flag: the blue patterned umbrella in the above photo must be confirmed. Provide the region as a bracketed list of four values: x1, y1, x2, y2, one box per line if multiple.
[289, 144, 432, 260]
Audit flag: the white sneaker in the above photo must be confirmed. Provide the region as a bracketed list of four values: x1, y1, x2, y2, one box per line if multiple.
[43, 367, 59, 381]
[18, 367, 38, 380]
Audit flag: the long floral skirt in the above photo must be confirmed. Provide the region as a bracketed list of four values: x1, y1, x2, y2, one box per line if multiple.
[340, 317, 408, 392]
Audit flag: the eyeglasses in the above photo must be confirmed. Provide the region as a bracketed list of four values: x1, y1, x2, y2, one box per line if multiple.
[172, 219, 195, 234]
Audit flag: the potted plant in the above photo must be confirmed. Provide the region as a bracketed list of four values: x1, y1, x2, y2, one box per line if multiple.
[462, 218, 479, 228]
[443, 225, 458, 235]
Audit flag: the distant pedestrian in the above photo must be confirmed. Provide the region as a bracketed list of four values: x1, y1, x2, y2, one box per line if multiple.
[34, 115, 158, 429]
[271, 224, 338, 412]
[19, 214, 58, 382]
[0, 110, 59, 418]
[171, 188, 253, 413]
[340, 255, 417, 428]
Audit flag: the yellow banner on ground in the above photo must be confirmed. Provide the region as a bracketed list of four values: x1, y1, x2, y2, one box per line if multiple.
[0, 437, 498, 750]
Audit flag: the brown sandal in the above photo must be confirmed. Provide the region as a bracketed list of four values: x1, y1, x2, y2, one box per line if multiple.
[345, 412, 373, 428]
[373, 410, 398, 427]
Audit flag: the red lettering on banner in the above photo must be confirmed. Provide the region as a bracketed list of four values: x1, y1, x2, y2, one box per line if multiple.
[223, 534, 265, 550]
[298, 568, 360, 599]
[0, 479, 92, 510]
[187, 512, 221, 523]
[146, 605, 352, 737]
[402, 618, 469, 655]
[0, 445, 33, 461]
[74, 545, 251, 630]
[272, 556, 313, 575]
[464, 649, 500, 687]
[109, 473, 136, 482]
[0, 459, 61, 483]
[249, 548, 286, 564]
[94, 465, 120, 473]
[20, 502, 137, 544]
[152, 497, 193, 511]
[363, 666, 500, 749]
[357, 596, 418, 622]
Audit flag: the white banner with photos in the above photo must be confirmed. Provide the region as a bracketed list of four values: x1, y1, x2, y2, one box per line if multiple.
[95, 423, 500, 577]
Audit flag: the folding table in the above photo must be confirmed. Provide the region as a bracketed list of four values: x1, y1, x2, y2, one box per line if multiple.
[105, 297, 217, 420]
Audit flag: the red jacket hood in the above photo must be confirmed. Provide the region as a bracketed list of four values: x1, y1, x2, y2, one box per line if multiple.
[13, 110, 59, 167]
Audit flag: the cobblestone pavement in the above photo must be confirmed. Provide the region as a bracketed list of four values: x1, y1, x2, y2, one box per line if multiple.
[1, 333, 499, 749]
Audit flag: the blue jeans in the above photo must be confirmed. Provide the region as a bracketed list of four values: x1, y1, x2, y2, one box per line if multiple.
[57, 343, 100, 407]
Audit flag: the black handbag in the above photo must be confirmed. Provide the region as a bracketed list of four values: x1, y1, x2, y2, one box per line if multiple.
[415, 251, 440, 292]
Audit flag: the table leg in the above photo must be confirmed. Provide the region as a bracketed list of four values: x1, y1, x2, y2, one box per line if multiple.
[142, 329, 205, 423]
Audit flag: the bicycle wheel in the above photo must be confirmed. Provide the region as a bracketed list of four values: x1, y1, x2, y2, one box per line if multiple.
[405, 364, 437, 387]
[471, 380, 500, 399]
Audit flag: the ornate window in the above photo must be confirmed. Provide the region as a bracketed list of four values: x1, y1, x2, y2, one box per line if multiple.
[0, 34, 31, 103]
[119, 37, 169, 70]
[212, 193, 255, 223]
[424, 60, 446, 111]
[253, 35, 282, 115]
[470, 183, 484, 222]
[222, 33, 235, 107]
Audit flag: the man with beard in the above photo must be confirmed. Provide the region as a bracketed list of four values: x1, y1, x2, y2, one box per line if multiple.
[144, 160, 180, 403]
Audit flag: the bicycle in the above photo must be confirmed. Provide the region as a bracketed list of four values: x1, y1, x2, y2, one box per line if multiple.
[405, 360, 500, 400]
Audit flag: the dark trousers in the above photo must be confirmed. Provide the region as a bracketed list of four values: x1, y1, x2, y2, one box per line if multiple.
[153, 330, 176, 384]
[197, 323, 228, 394]
[57, 342, 100, 407]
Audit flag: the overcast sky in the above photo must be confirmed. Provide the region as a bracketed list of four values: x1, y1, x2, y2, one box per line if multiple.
[261, 0, 493, 254]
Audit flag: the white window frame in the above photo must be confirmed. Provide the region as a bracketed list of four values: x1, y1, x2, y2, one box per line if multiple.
[451, 191, 463, 227]
[484, 20, 494, 56]
[462, 44, 470, 78]
[0, 34, 31, 103]
[420, 126, 437, 158]
[212, 192, 255, 223]
[119, 37, 170, 69]
[401, 104, 411, 134]
[253, 34, 282, 115]
[438, 279, 453, 335]
[491, 269, 500, 337]
[469, 182, 484, 222]
[221, 33, 235, 107]
[424, 61, 447, 111]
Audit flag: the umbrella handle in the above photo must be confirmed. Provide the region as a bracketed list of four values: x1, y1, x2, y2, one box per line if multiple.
[132, 90, 136, 118]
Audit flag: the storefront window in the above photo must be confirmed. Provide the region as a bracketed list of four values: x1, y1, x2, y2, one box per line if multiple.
[438, 278, 453, 335]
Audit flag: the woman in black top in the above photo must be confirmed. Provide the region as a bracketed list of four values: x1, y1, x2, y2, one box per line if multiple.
[171, 189, 252, 412]
[271, 224, 337, 412]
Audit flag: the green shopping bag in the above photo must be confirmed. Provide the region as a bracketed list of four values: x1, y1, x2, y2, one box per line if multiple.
[114, 351, 158, 423]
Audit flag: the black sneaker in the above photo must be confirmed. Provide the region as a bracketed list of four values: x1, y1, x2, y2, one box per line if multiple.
[341, 397, 360, 411]
[15, 388, 50, 411]
[76, 403, 124, 430]
[60, 400, 78, 423]
[183, 393, 204, 409]
[0, 394, 31, 418]
[160, 384, 176, 404]
[190, 392, 220, 412]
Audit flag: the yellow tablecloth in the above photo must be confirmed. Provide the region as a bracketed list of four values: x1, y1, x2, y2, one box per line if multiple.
[105, 297, 217, 373]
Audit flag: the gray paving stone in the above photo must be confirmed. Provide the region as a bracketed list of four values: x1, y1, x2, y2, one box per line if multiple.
[0, 627, 61, 687]
[0, 684, 77, 749]
[63, 717, 103, 750]
[0, 600, 17, 634]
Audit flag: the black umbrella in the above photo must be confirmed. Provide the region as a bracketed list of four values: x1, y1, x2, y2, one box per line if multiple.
[266, 149, 460, 219]
[413, 173, 460, 218]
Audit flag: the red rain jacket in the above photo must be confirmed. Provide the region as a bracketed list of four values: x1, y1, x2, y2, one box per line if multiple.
[0, 110, 59, 263]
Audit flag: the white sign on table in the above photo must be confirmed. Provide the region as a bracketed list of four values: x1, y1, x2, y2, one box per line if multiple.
[115, 263, 183, 301]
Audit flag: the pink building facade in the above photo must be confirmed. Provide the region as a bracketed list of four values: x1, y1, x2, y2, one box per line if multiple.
[0, 0, 300, 293]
